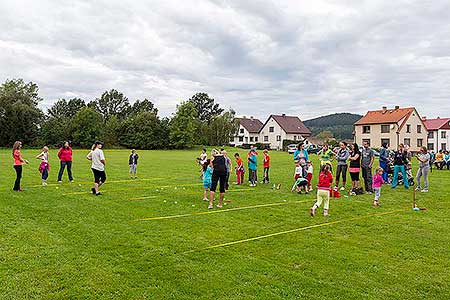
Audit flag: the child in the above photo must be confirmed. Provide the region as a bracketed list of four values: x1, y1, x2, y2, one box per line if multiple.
[306, 161, 313, 192]
[202, 159, 213, 201]
[36, 146, 50, 186]
[294, 160, 303, 180]
[129, 149, 139, 179]
[222, 150, 232, 190]
[261, 149, 270, 184]
[310, 164, 333, 217]
[372, 167, 384, 207]
[248, 148, 258, 186]
[234, 153, 245, 185]
[292, 174, 308, 194]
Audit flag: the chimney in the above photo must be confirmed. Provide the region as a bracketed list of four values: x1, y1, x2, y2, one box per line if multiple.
[395, 105, 400, 110]
[250, 116, 254, 120]
[243, 116, 246, 119]
[382, 106, 387, 111]
[422, 116, 427, 121]
[282, 113, 286, 117]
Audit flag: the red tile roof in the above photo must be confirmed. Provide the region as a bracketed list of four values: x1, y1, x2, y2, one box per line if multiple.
[268, 115, 311, 135]
[238, 117, 263, 133]
[355, 107, 415, 125]
[424, 118, 450, 130]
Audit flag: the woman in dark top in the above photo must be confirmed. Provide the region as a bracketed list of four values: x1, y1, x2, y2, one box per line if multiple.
[209, 149, 227, 209]
[349, 143, 362, 195]
[392, 143, 409, 189]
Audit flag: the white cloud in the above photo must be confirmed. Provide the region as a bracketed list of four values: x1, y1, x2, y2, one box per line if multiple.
[1, 0, 450, 120]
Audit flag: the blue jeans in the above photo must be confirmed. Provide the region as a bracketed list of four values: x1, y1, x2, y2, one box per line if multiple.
[392, 165, 409, 188]
[380, 161, 388, 183]
[58, 161, 73, 181]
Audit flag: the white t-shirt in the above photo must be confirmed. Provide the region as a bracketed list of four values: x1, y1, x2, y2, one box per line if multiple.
[294, 166, 303, 175]
[39, 152, 49, 163]
[200, 152, 207, 164]
[307, 165, 313, 174]
[88, 148, 105, 171]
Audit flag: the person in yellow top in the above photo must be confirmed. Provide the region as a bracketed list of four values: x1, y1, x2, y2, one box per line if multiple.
[434, 150, 445, 170]
[318, 144, 334, 172]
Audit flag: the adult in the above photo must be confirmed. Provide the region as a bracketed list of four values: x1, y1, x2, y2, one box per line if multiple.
[222, 150, 232, 190]
[12, 141, 29, 192]
[429, 151, 435, 172]
[361, 141, 374, 193]
[379, 143, 389, 183]
[434, 150, 444, 170]
[335, 141, 350, 190]
[391, 144, 409, 189]
[209, 149, 227, 209]
[415, 146, 430, 193]
[87, 141, 106, 196]
[318, 143, 334, 172]
[57, 141, 74, 182]
[293, 143, 308, 176]
[349, 143, 362, 195]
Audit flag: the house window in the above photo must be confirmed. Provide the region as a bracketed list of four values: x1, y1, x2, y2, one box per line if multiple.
[240, 128, 244, 134]
[417, 125, 422, 133]
[417, 139, 423, 147]
[381, 125, 390, 133]
[238, 137, 243, 142]
[442, 143, 447, 151]
[363, 126, 370, 134]
[441, 131, 447, 139]
[255, 137, 258, 142]
[250, 137, 254, 142]
[406, 124, 411, 133]
[428, 131, 434, 139]
[404, 138, 410, 146]
[428, 143, 434, 150]
[269, 126, 274, 133]
[245, 137, 248, 143]
[276, 135, 281, 141]
[294, 136, 297, 141]
[264, 136, 269, 142]
[381, 138, 390, 146]
[362, 139, 371, 146]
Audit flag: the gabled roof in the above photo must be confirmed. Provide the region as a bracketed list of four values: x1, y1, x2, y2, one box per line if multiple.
[355, 107, 415, 125]
[423, 118, 450, 131]
[237, 117, 263, 133]
[264, 114, 311, 135]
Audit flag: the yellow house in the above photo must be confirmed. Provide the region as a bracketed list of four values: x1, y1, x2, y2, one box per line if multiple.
[354, 106, 428, 151]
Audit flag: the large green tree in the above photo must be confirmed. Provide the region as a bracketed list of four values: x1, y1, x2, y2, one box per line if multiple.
[120, 112, 168, 149]
[129, 99, 158, 116]
[71, 107, 104, 147]
[0, 79, 43, 146]
[92, 89, 130, 121]
[169, 101, 197, 149]
[47, 98, 86, 119]
[207, 110, 239, 146]
[188, 92, 223, 123]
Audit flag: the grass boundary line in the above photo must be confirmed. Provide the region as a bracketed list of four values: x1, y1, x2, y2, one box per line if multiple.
[183, 209, 405, 253]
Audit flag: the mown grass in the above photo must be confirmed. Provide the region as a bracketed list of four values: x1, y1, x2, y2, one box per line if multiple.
[0, 148, 449, 299]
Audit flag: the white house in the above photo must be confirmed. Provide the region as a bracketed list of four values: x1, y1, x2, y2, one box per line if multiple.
[230, 116, 263, 146]
[259, 114, 311, 150]
[354, 106, 428, 151]
[423, 117, 450, 151]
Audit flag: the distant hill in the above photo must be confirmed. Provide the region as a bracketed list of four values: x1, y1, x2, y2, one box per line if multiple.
[304, 113, 363, 140]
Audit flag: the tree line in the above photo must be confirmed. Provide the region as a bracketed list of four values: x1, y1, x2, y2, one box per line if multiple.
[0, 79, 239, 148]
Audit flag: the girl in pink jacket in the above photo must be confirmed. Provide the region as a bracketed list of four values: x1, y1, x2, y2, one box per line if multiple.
[372, 167, 384, 207]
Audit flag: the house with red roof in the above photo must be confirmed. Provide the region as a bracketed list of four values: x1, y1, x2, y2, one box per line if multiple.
[354, 106, 428, 151]
[230, 116, 264, 146]
[423, 117, 450, 151]
[259, 114, 311, 150]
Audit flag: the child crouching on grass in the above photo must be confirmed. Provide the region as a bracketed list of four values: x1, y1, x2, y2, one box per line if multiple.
[202, 159, 213, 201]
[372, 167, 384, 207]
[36, 146, 50, 186]
[292, 175, 308, 194]
[310, 164, 333, 217]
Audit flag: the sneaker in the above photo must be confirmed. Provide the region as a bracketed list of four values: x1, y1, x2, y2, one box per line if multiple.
[415, 187, 421, 191]
[373, 200, 379, 207]
[308, 187, 313, 192]
[297, 191, 302, 194]
[323, 209, 329, 217]
[42, 182, 47, 186]
[421, 189, 428, 193]
[310, 208, 315, 217]
[91, 188, 96, 195]
[202, 198, 208, 202]
[340, 187, 345, 191]
[58, 181, 62, 183]
[70, 180, 74, 183]
[208, 204, 213, 209]
[216, 204, 223, 208]
[95, 192, 102, 196]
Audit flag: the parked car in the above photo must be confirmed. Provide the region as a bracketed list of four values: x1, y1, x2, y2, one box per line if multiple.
[287, 144, 297, 154]
[305, 144, 319, 154]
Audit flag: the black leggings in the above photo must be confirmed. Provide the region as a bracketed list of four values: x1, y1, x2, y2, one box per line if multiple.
[13, 165, 22, 191]
[211, 171, 227, 193]
[336, 165, 347, 183]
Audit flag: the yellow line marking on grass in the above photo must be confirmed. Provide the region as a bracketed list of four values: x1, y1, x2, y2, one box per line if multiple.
[137, 200, 311, 221]
[129, 196, 158, 200]
[183, 209, 405, 253]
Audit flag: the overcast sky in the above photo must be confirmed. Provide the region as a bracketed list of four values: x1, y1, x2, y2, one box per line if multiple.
[1, 0, 450, 120]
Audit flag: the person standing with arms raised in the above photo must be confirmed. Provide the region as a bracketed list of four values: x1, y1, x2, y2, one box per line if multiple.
[57, 141, 74, 183]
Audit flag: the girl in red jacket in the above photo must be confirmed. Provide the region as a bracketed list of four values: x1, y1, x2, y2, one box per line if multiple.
[310, 164, 333, 217]
[57, 141, 74, 182]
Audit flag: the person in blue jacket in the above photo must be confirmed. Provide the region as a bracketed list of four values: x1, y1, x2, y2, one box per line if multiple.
[248, 148, 258, 187]
[379, 143, 389, 183]
[293, 143, 309, 177]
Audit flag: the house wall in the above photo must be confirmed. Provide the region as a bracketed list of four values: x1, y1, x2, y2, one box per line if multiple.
[259, 117, 285, 150]
[428, 129, 450, 151]
[355, 123, 398, 149]
[398, 111, 428, 151]
[230, 124, 260, 146]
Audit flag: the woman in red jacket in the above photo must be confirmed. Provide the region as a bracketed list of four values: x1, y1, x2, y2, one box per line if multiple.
[57, 141, 74, 182]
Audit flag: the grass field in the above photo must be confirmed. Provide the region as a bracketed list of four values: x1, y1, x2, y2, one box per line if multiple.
[0, 148, 449, 299]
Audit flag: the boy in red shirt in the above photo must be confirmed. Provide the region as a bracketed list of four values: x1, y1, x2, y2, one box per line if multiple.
[234, 153, 245, 185]
[261, 149, 270, 184]
[310, 164, 333, 217]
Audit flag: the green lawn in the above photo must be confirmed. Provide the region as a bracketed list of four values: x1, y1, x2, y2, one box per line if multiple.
[0, 148, 449, 299]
